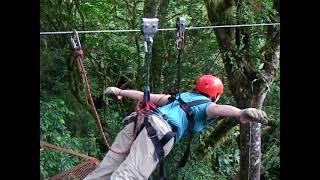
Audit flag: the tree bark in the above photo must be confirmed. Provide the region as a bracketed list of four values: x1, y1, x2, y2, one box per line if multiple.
[143, 0, 161, 18]
[142, 0, 170, 92]
[204, 0, 280, 179]
[150, 0, 170, 92]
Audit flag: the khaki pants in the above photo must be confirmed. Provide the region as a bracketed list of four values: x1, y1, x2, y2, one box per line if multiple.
[84, 112, 175, 180]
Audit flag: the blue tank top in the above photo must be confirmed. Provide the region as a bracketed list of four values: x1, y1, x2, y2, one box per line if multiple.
[157, 92, 214, 143]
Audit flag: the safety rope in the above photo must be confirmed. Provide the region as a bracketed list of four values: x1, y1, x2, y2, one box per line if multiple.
[69, 30, 136, 154]
[40, 141, 97, 160]
[141, 18, 158, 111]
[144, 42, 151, 88]
[77, 49, 137, 154]
[40, 22, 280, 35]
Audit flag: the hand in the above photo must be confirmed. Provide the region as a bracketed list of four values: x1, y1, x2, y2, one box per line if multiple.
[104, 87, 123, 100]
[240, 108, 267, 124]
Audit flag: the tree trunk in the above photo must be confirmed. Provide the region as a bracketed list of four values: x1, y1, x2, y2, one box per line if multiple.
[150, 0, 170, 92]
[143, 0, 170, 92]
[239, 87, 267, 179]
[143, 0, 161, 18]
[204, 0, 280, 179]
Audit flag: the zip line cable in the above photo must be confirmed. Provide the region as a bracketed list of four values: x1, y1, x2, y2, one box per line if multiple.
[40, 23, 280, 35]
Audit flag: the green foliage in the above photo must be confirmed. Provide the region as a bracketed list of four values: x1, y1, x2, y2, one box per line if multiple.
[262, 142, 280, 180]
[40, 99, 80, 177]
[40, 0, 279, 179]
[161, 126, 241, 180]
[260, 79, 280, 180]
[40, 98, 100, 177]
[212, 127, 240, 178]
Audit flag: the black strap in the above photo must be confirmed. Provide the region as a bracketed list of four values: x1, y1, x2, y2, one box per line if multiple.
[177, 97, 211, 133]
[123, 113, 138, 126]
[159, 159, 165, 180]
[159, 132, 175, 180]
[160, 131, 176, 146]
[177, 97, 211, 108]
[176, 97, 210, 168]
[143, 94, 210, 172]
[186, 99, 211, 107]
[144, 117, 165, 161]
[176, 49, 182, 95]
[139, 115, 176, 180]
[144, 119, 176, 161]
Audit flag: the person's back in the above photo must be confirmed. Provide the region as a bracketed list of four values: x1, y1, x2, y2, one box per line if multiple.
[157, 92, 213, 143]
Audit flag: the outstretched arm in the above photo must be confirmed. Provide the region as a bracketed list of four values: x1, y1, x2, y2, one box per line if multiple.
[206, 103, 267, 124]
[104, 87, 170, 106]
[206, 104, 241, 120]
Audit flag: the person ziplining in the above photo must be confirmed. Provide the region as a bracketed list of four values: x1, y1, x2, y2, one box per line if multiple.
[82, 18, 267, 180]
[40, 17, 275, 180]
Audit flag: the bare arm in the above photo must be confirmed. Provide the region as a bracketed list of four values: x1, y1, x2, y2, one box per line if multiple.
[206, 103, 242, 120]
[104, 87, 170, 106]
[206, 103, 267, 124]
[106, 87, 267, 124]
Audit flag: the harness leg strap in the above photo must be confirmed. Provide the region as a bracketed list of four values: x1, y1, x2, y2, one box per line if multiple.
[144, 117, 165, 160]
[160, 131, 176, 146]
[143, 116, 176, 180]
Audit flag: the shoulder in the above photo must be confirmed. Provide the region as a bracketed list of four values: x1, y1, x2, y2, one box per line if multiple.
[205, 103, 218, 119]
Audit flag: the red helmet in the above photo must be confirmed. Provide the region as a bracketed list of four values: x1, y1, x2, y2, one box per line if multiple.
[195, 75, 224, 99]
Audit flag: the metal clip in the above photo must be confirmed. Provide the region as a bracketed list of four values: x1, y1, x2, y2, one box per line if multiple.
[68, 29, 81, 50]
[176, 17, 186, 50]
[141, 18, 159, 52]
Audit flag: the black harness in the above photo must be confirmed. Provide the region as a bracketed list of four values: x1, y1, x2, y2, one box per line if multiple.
[170, 94, 211, 168]
[125, 103, 175, 180]
[124, 93, 211, 179]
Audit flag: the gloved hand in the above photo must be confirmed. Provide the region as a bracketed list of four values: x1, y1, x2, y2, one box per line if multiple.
[240, 108, 267, 124]
[103, 87, 123, 100]
[104, 87, 121, 95]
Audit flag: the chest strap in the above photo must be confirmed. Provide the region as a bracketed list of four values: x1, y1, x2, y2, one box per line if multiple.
[177, 97, 211, 133]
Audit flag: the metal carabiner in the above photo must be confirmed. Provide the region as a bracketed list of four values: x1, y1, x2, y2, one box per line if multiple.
[141, 18, 159, 52]
[68, 29, 81, 50]
[176, 17, 186, 50]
